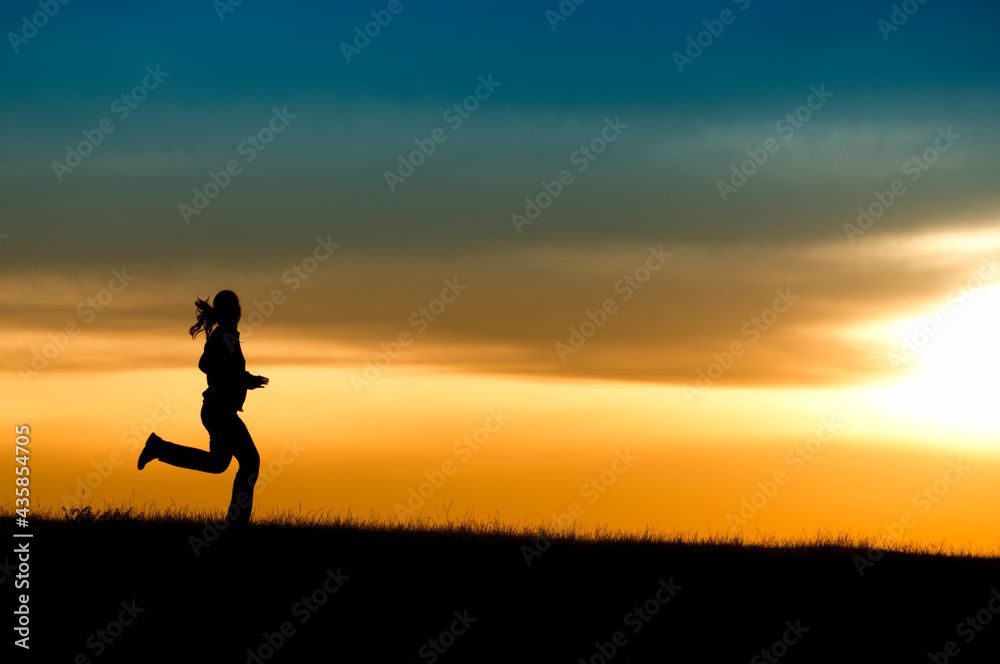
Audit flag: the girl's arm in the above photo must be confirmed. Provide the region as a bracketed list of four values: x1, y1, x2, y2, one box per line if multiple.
[242, 373, 269, 389]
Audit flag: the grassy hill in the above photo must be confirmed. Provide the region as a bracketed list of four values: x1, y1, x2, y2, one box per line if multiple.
[4, 504, 1000, 663]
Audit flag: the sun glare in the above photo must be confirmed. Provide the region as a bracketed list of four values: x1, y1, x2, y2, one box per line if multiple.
[877, 283, 1000, 432]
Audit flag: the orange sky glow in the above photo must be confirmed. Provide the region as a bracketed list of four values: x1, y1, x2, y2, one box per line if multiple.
[7, 227, 1000, 552]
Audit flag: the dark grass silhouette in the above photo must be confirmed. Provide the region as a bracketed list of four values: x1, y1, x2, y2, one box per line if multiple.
[5, 502, 1000, 663]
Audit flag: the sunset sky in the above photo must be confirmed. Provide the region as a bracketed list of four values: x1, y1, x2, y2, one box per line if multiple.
[4, 1, 1000, 550]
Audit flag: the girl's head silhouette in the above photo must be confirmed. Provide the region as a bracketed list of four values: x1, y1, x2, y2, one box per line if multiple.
[189, 290, 241, 338]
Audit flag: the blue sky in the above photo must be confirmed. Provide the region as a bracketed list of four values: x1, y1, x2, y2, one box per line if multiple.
[2, 0, 999, 384]
[3, 1, 998, 260]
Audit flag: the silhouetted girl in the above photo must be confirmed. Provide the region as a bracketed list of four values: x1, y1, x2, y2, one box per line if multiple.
[138, 290, 268, 528]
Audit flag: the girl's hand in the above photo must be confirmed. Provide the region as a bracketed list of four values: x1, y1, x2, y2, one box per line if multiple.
[249, 374, 269, 389]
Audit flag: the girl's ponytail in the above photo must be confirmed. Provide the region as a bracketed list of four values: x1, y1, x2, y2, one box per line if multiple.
[189, 297, 218, 338]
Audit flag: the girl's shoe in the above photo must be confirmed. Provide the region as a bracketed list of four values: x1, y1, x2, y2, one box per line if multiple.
[137, 433, 164, 470]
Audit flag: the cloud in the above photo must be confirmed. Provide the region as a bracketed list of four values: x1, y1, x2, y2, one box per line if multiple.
[6, 225, 1000, 387]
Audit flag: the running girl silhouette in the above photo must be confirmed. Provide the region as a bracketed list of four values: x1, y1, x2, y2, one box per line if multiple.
[137, 290, 268, 527]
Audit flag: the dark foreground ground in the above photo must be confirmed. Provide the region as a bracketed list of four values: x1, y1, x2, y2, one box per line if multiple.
[4, 514, 1000, 663]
